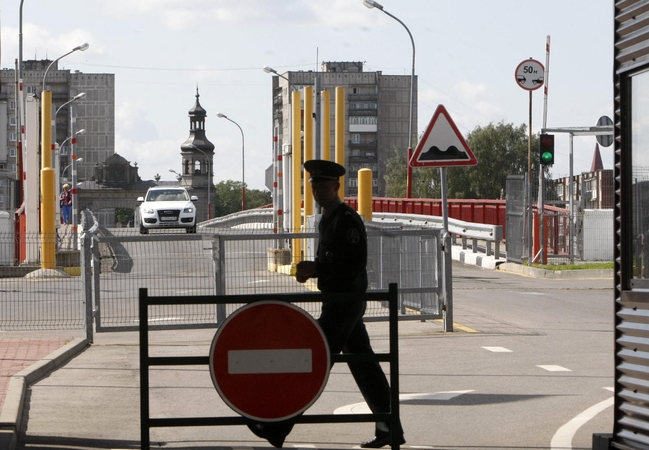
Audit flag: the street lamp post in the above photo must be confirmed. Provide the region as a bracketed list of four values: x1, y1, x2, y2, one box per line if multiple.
[217, 113, 246, 211]
[168, 168, 182, 182]
[363, 0, 416, 197]
[263, 66, 298, 237]
[40, 42, 89, 269]
[189, 144, 212, 220]
[62, 157, 83, 180]
[54, 93, 86, 224]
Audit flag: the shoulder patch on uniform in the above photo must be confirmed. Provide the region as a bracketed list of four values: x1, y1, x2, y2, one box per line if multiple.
[347, 228, 360, 244]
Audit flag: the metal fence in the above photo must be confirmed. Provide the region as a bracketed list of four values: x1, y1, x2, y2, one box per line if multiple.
[0, 220, 452, 336]
[0, 231, 86, 331]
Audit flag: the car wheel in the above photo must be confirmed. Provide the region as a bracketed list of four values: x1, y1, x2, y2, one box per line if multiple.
[140, 223, 149, 235]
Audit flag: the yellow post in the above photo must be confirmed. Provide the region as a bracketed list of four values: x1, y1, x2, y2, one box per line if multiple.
[335, 86, 345, 198]
[303, 87, 314, 219]
[292, 90, 302, 265]
[40, 90, 56, 269]
[358, 168, 373, 222]
[41, 90, 52, 169]
[321, 90, 330, 161]
[40, 168, 56, 269]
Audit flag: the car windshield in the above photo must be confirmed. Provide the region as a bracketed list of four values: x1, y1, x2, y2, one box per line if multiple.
[146, 190, 189, 202]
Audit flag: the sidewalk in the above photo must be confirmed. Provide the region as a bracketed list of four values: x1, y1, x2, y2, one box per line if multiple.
[0, 337, 87, 449]
[0, 244, 612, 449]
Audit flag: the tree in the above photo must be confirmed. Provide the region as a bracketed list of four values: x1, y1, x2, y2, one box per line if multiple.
[214, 180, 272, 217]
[383, 121, 545, 199]
[115, 207, 134, 226]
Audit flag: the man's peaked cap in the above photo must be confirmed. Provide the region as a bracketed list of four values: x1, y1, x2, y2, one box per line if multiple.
[304, 159, 346, 182]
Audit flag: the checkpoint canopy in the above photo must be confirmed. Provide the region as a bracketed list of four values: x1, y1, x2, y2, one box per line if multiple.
[209, 301, 330, 422]
[410, 104, 477, 168]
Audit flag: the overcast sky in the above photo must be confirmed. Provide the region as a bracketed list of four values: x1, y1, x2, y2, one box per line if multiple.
[0, 0, 613, 192]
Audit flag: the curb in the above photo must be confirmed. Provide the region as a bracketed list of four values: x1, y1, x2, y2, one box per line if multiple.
[497, 262, 614, 279]
[0, 338, 88, 450]
[451, 246, 505, 270]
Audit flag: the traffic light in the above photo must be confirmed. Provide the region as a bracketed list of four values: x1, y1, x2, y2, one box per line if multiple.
[540, 133, 554, 166]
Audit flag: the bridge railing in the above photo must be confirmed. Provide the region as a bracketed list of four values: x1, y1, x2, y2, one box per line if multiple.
[346, 197, 508, 235]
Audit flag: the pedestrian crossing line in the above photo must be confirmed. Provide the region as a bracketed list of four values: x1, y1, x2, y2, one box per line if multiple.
[482, 346, 513, 352]
[537, 364, 572, 372]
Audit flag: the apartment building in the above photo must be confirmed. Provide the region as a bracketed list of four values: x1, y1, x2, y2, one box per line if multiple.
[0, 59, 115, 211]
[269, 61, 416, 197]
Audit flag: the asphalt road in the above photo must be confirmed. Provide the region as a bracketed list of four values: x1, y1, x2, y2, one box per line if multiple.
[14, 259, 614, 450]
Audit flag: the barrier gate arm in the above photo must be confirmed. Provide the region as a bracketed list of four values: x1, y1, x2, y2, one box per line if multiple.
[139, 284, 402, 450]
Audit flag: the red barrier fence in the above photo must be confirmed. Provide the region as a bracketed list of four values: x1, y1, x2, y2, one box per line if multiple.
[345, 197, 509, 232]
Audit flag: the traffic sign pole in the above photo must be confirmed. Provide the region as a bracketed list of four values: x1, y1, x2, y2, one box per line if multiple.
[515, 58, 545, 265]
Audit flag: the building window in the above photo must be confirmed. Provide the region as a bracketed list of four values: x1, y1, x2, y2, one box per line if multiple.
[352, 134, 360, 143]
[349, 178, 358, 187]
[60, 146, 68, 156]
[9, 117, 16, 126]
[9, 101, 15, 110]
[27, 86, 36, 94]
[9, 133, 16, 142]
[9, 148, 16, 157]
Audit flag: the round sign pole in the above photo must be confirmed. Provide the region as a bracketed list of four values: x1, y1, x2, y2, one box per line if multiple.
[515, 58, 545, 265]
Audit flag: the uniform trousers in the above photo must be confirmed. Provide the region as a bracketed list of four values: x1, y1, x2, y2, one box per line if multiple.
[317, 298, 400, 435]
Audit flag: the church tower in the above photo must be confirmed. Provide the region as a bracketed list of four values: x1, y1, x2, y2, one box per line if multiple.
[180, 88, 215, 220]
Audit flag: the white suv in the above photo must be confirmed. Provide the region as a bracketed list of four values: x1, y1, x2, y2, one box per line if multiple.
[137, 187, 198, 234]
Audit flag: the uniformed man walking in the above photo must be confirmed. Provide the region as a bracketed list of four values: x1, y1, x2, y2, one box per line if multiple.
[299, 159, 404, 448]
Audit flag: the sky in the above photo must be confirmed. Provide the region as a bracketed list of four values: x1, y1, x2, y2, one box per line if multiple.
[0, 0, 614, 192]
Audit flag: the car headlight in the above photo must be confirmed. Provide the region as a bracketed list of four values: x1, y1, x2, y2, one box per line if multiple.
[143, 208, 155, 214]
[184, 207, 194, 213]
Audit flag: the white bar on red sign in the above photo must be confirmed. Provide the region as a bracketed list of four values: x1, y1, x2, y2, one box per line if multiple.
[228, 349, 312, 374]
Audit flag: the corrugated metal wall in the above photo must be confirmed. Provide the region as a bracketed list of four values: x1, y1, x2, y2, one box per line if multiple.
[615, 2, 649, 449]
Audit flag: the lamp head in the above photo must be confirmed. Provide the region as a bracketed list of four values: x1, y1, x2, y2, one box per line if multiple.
[75, 43, 90, 52]
[76, 158, 84, 163]
[217, 113, 227, 119]
[76, 129, 86, 136]
[74, 92, 86, 100]
[263, 66, 277, 74]
[363, 0, 384, 9]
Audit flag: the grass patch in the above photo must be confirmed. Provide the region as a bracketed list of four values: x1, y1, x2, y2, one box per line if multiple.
[530, 261, 614, 271]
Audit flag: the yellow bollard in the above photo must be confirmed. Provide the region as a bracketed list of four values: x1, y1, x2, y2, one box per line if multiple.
[41, 90, 52, 169]
[321, 90, 330, 161]
[292, 90, 302, 265]
[358, 168, 373, 222]
[303, 86, 314, 219]
[40, 168, 56, 269]
[335, 87, 345, 198]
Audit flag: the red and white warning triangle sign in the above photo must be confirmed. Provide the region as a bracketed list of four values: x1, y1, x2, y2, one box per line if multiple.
[410, 104, 477, 167]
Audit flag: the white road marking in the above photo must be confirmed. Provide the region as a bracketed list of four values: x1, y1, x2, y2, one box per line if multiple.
[482, 346, 513, 352]
[334, 391, 474, 414]
[537, 365, 571, 372]
[551, 394, 614, 449]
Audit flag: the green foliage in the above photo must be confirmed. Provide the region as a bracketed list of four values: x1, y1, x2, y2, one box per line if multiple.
[531, 262, 613, 270]
[115, 207, 134, 226]
[214, 180, 272, 217]
[383, 121, 549, 199]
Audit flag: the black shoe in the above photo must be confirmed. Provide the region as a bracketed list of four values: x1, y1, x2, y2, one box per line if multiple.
[360, 432, 406, 448]
[247, 422, 294, 448]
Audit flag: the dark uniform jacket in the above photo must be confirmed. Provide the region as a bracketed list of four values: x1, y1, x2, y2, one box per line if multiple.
[315, 202, 368, 294]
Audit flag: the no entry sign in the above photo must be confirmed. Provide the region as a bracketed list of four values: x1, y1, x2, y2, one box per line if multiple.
[209, 301, 330, 422]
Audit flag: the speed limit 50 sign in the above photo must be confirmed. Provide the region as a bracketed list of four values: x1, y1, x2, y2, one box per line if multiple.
[515, 59, 544, 91]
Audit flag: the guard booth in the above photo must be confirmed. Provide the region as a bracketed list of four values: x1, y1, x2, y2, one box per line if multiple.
[600, 3, 649, 449]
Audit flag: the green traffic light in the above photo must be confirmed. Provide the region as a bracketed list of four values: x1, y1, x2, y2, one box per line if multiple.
[541, 151, 553, 164]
